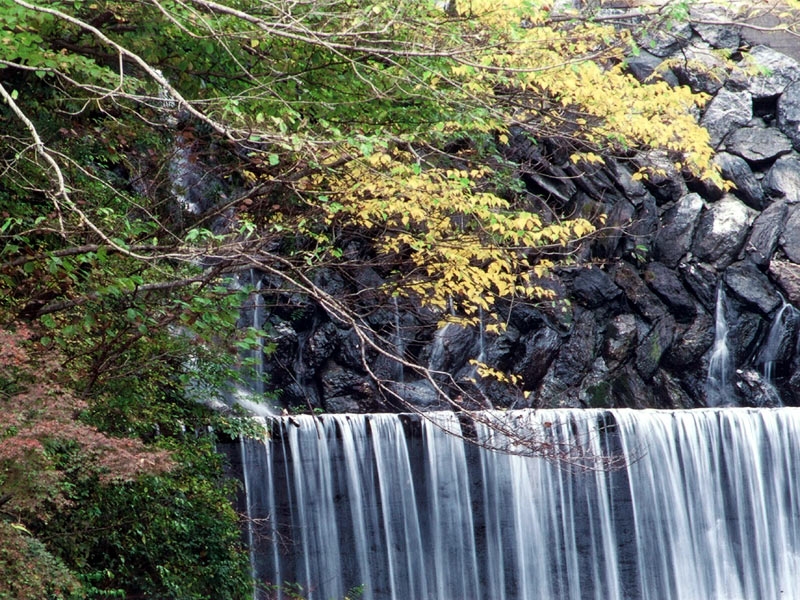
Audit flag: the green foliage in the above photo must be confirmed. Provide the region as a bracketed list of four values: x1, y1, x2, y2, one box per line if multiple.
[43, 440, 250, 600]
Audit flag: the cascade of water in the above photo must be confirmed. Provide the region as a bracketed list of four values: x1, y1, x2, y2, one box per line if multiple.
[393, 296, 404, 383]
[253, 279, 265, 397]
[761, 300, 797, 382]
[706, 287, 733, 406]
[477, 306, 486, 363]
[240, 408, 800, 600]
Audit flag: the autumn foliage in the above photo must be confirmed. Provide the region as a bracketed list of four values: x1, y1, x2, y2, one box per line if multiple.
[0, 323, 171, 598]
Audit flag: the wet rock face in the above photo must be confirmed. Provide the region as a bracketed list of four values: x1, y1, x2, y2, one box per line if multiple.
[254, 25, 800, 413]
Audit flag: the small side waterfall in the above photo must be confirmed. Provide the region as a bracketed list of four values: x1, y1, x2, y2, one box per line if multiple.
[392, 296, 404, 384]
[239, 408, 800, 600]
[760, 299, 798, 383]
[706, 287, 733, 406]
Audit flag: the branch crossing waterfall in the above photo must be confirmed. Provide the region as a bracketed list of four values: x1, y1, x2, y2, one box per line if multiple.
[238, 408, 800, 600]
[706, 287, 733, 407]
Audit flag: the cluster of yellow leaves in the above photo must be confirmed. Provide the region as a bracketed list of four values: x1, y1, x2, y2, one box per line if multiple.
[440, 1, 723, 187]
[469, 359, 523, 385]
[319, 149, 594, 318]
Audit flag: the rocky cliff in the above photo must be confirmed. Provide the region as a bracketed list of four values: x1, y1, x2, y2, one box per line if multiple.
[250, 15, 800, 412]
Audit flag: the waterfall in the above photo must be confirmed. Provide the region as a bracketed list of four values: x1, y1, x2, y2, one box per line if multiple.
[706, 286, 733, 406]
[393, 296, 404, 383]
[238, 408, 800, 600]
[761, 300, 797, 383]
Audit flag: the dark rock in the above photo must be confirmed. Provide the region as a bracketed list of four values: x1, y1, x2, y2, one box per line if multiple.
[713, 152, 765, 210]
[603, 313, 638, 369]
[672, 44, 729, 94]
[742, 45, 800, 99]
[780, 203, 800, 263]
[635, 315, 676, 380]
[639, 150, 688, 203]
[627, 195, 660, 252]
[424, 323, 477, 374]
[744, 200, 788, 266]
[626, 49, 680, 85]
[680, 261, 721, 312]
[663, 307, 715, 369]
[692, 20, 740, 50]
[614, 161, 653, 203]
[762, 154, 800, 203]
[778, 79, 800, 149]
[724, 260, 781, 315]
[320, 361, 371, 399]
[700, 88, 753, 147]
[596, 198, 635, 258]
[691, 194, 757, 268]
[736, 369, 783, 407]
[754, 302, 799, 377]
[654, 193, 705, 268]
[516, 326, 561, 389]
[571, 267, 621, 307]
[608, 364, 651, 408]
[769, 260, 800, 304]
[651, 369, 696, 409]
[725, 295, 766, 365]
[612, 263, 668, 322]
[643, 262, 697, 322]
[724, 126, 793, 167]
[303, 322, 341, 369]
[553, 309, 597, 387]
[390, 381, 445, 411]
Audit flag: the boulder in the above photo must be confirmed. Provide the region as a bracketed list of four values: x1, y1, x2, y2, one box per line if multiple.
[643, 261, 697, 322]
[635, 315, 676, 380]
[571, 267, 622, 307]
[613, 263, 669, 322]
[692, 20, 740, 50]
[779, 203, 800, 263]
[626, 49, 680, 85]
[672, 43, 729, 95]
[603, 313, 638, 369]
[724, 126, 793, 167]
[778, 79, 800, 149]
[742, 45, 800, 99]
[637, 19, 693, 58]
[700, 87, 753, 147]
[663, 306, 715, 369]
[516, 326, 562, 389]
[654, 192, 705, 268]
[553, 309, 597, 386]
[745, 200, 788, 267]
[724, 260, 781, 315]
[736, 369, 783, 407]
[680, 261, 721, 311]
[713, 152, 765, 210]
[691, 194, 757, 267]
[769, 260, 800, 304]
[639, 150, 688, 203]
[762, 154, 800, 203]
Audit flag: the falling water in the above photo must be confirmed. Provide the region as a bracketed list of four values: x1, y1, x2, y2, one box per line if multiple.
[393, 296, 404, 383]
[477, 306, 486, 363]
[239, 408, 800, 600]
[761, 300, 797, 383]
[706, 286, 733, 406]
[252, 279, 265, 397]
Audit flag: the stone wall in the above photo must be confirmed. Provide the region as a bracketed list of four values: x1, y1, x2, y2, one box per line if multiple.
[253, 14, 800, 412]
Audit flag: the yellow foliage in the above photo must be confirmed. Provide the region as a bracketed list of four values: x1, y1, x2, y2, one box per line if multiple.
[320, 150, 591, 321]
[433, 1, 722, 187]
